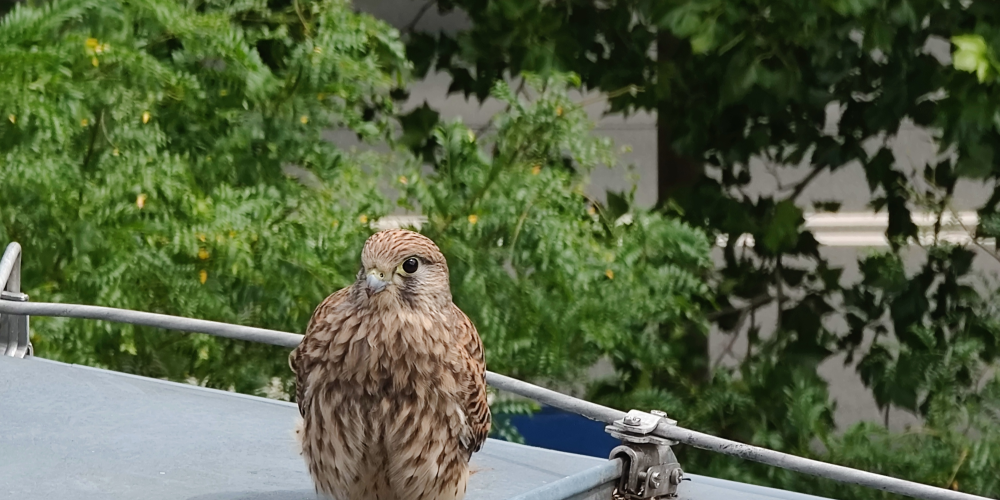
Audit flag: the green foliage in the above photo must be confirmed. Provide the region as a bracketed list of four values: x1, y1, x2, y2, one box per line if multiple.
[405, 0, 1000, 497]
[397, 76, 712, 383]
[0, 0, 407, 394]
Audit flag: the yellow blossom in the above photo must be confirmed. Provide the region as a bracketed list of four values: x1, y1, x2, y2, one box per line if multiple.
[92, 57, 99, 67]
[219, 89, 228, 96]
[85, 38, 99, 49]
[398, 175, 408, 185]
[198, 248, 210, 260]
[142, 111, 150, 124]
[136, 193, 146, 209]
[587, 206, 596, 216]
[112, 148, 119, 156]
[313, 46, 322, 54]
[531, 165, 541, 175]
[300, 115, 309, 124]
[199, 270, 208, 284]
[358, 214, 368, 224]
[466, 130, 475, 142]
[7, 115, 14, 124]
[228, 230, 236, 238]
[197, 233, 206, 242]
[331, 219, 339, 228]
[555, 106, 563, 116]
[80, 118, 89, 127]
[605, 269, 614, 280]
[468, 214, 478, 225]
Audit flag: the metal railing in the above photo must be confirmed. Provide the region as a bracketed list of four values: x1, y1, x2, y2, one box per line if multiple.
[0, 242, 991, 500]
[0, 242, 30, 358]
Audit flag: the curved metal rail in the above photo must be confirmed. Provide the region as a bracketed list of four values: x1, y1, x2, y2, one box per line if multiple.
[0, 241, 991, 500]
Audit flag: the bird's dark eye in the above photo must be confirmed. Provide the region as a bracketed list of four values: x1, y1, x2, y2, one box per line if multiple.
[402, 257, 419, 274]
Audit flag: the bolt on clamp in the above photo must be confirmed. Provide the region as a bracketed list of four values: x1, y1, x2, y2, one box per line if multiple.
[605, 410, 684, 499]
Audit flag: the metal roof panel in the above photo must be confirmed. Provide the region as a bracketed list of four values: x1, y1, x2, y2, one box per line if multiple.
[0, 356, 603, 500]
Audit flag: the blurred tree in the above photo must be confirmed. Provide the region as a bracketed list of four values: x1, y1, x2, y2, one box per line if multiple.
[398, 75, 712, 385]
[0, 0, 407, 394]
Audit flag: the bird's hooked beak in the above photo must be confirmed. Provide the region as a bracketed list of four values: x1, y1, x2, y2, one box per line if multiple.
[364, 269, 389, 298]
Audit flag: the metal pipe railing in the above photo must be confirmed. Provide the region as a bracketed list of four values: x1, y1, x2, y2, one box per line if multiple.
[0, 301, 302, 348]
[506, 458, 623, 500]
[0, 242, 21, 295]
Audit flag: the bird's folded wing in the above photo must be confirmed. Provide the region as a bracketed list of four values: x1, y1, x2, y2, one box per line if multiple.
[452, 305, 491, 454]
[291, 287, 352, 417]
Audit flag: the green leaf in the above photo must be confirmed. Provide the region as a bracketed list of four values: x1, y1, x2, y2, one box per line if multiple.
[956, 143, 995, 179]
[763, 200, 803, 253]
[952, 34, 993, 83]
[398, 102, 441, 149]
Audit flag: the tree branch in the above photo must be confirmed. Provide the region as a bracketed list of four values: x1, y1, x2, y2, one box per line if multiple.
[788, 165, 826, 202]
[706, 292, 773, 321]
[403, 0, 436, 35]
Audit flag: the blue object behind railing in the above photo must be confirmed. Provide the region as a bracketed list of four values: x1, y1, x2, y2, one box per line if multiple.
[509, 406, 620, 458]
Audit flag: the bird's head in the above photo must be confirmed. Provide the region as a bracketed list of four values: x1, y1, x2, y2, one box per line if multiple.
[355, 229, 451, 309]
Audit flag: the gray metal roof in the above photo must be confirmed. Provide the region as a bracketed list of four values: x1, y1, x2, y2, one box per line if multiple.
[1, 355, 831, 500]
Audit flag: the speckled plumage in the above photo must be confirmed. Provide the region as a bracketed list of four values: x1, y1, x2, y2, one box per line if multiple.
[289, 229, 491, 500]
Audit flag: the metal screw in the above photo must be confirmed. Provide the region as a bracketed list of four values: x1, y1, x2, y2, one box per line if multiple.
[670, 468, 684, 485]
[650, 472, 662, 488]
[623, 415, 641, 425]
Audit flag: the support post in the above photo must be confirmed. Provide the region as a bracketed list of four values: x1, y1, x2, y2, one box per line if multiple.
[0, 242, 30, 358]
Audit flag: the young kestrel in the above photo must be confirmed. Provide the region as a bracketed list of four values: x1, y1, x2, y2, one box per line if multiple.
[289, 229, 491, 500]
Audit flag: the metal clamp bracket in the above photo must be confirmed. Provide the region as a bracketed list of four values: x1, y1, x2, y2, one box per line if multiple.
[606, 410, 684, 499]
